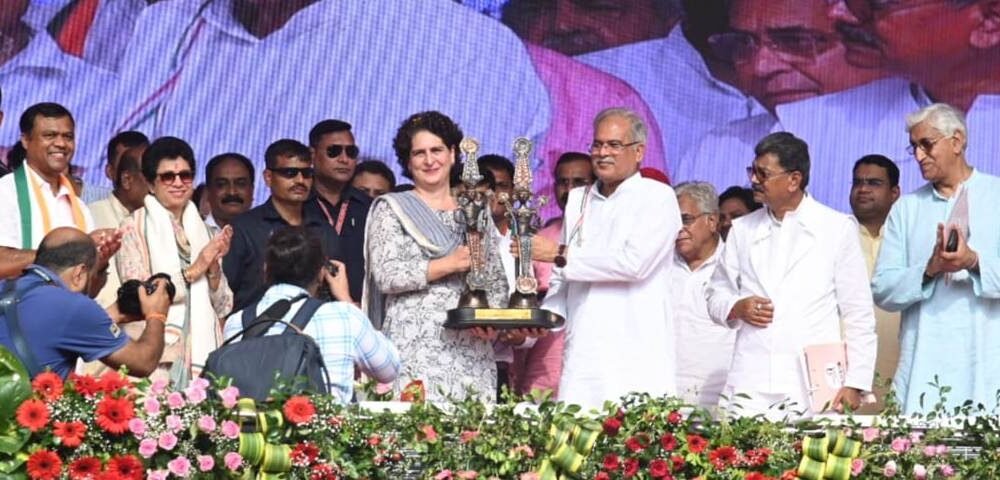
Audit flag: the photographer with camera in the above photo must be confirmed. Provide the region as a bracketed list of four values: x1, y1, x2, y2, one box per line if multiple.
[0, 228, 171, 379]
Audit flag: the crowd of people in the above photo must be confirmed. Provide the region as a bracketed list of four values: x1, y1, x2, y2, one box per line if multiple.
[1, 98, 998, 420]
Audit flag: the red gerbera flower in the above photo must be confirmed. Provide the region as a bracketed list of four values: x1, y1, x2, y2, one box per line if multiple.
[54, 421, 88, 448]
[291, 441, 321, 466]
[16, 398, 50, 432]
[649, 458, 671, 478]
[671, 455, 685, 472]
[106, 454, 144, 480]
[602, 416, 622, 436]
[660, 432, 677, 451]
[283, 395, 316, 425]
[98, 370, 131, 394]
[26, 449, 62, 480]
[622, 458, 639, 478]
[309, 463, 340, 480]
[780, 470, 798, 480]
[31, 372, 64, 402]
[745, 473, 774, 480]
[400, 379, 425, 403]
[745, 448, 772, 467]
[69, 373, 101, 397]
[96, 396, 135, 434]
[666, 410, 682, 425]
[686, 434, 708, 454]
[69, 456, 102, 480]
[709, 446, 739, 470]
[602, 453, 620, 471]
[96, 472, 123, 480]
[593, 473, 610, 480]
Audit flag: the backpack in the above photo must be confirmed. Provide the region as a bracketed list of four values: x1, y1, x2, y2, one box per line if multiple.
[203, 294, 330, 401]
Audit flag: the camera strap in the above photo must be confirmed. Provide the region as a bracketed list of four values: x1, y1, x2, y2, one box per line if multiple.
[1, 278, 50, 377]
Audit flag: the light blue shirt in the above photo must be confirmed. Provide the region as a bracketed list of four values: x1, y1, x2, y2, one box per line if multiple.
[872, 169, 1000, 413]
[576, 27, 762, 172]
[223, 284, 401, 404]
[113, 0, 551, 205]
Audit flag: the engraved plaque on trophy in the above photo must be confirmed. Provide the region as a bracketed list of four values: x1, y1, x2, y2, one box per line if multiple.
[445, 137, 565, 331]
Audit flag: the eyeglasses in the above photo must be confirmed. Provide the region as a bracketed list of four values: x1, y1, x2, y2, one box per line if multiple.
[268, 167, 315, 179]
[588, 140, 640, 154]
[708, 29, 838, 65]
[906, 136, 947, 156]
[681, 212, 711, 226]
[851, 177, 888, 188]
[326, 144, 360, 159]
[157, 170, 195, 184]
[746, 165, 792, 183]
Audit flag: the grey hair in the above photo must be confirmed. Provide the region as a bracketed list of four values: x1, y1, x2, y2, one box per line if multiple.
[905, 103, 968, 147]
[594, 107, 648, 145]
[675, 181, 719, 214]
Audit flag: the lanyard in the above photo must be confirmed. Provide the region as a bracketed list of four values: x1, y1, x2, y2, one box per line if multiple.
[567, 186, 593, 247]
[317, 198, 350, 235]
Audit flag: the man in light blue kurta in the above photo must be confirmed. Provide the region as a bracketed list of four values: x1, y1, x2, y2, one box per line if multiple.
[872, 103, 1000, 414]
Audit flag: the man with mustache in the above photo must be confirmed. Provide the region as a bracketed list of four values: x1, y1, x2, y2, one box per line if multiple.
[706, 132, 876, 419]
[223, 139, 342, 312]
[204, 153, 255, 230]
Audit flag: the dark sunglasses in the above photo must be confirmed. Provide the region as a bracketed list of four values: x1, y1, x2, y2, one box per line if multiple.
[268, 167, 315, 179]
[326, 144, 360, 159]
[157, 170, 195, 184]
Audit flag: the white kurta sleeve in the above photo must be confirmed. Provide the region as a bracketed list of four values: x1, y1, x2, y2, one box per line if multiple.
[705, 230, 743, 329]
[834, 218, 878, 391]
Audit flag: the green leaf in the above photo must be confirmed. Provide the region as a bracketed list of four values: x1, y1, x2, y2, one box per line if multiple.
[0, 347, 32, 431]
[0, 451, 27, 474]
[0, 425, 29, 455]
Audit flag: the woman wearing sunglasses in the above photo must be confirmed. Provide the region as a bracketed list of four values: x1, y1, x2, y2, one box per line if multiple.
[116, 137, 234, 387]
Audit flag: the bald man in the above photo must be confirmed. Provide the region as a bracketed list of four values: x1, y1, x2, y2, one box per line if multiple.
[0, 228, 169, 378]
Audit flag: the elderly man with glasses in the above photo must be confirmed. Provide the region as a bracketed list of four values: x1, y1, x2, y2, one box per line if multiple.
[872, 103, 1000, 414]
[706, 131, 876, 419]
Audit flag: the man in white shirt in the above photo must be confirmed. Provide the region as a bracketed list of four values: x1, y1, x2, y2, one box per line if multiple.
[706, 132, 876, 419]
[541, 107, 681, 410]
[668, 181, 735, 409]
[114, 0, 550, 205]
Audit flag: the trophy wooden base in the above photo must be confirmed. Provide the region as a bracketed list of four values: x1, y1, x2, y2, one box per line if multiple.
[444, 307, 565, 330]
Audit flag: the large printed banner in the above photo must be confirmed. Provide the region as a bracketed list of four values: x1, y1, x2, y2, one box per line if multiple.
[2, 0, 996, 214]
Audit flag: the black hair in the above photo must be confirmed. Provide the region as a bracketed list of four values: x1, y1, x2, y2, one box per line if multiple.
[553, 151, 593, 176]
[192, 183, 206, 209]
[353, 161, 397, 188]
[206, 152, 256, 183]
[477, 154, 514, 180]
[392, 111, 463, 180]
[264, 139, 310, 169]
[19, 102, 74, 135]
[141, 137, 196, 183]
[35, 235, 97, 272]
[6, 142, 26, 171]
[265, 227, 325, 289]
[718, 186, 761, 211]
[754, 132, 810, 189]
[114, 147, 143, 189]
[308, 119, 353, 147]
[853, 154, 900, 188]
[106, 131, 149, 167]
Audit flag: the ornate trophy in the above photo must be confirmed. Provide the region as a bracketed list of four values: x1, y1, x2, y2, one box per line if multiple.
[445, 137, 564, 330]
[453, 137, 492, 309]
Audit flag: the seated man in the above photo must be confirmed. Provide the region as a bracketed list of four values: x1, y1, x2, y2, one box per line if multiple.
[223, 227, 400, 403]
[0, 227, 170, 378]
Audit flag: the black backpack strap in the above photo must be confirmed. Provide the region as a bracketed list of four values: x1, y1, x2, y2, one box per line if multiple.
[1, 279, 49, 377]
[283, 297, 324, 336]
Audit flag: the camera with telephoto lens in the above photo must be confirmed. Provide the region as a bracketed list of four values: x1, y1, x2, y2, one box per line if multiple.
[116, 273, 177, 317]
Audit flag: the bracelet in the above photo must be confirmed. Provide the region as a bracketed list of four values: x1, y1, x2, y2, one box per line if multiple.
[145, 313, 168, 324]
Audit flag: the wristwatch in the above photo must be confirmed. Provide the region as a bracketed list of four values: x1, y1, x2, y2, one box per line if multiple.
[554, 244, 567, 268]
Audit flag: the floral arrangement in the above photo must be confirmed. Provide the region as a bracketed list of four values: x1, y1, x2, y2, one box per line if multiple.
[0, 347, 996, 480]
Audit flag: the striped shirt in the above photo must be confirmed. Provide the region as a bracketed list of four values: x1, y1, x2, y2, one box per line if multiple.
[223, 284, 400, 403]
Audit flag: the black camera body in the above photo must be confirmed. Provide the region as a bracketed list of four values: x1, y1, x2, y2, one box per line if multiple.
[116, 273, 177, 317]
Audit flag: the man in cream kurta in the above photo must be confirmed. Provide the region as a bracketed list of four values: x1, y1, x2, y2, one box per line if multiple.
[543, 108, 681, 410]
[706, 132, 876, 418]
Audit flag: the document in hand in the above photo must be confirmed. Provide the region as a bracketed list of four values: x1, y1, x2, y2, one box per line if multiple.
[803, 342, 847, 412]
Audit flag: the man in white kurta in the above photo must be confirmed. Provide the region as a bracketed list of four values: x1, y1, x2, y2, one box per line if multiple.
[872, 104, 1000, 414]
[543, 108, 681, 410]
[706, 132, 876, 418]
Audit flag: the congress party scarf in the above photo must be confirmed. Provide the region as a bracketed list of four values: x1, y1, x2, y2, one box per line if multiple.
[13, 165, 88, 249]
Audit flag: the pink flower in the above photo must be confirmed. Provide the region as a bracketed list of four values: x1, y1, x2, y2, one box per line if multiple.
[460, 430, 480, 444]
[224, 452, 243, 471]
[219, 386, 240, 409]
[922, 445, 937, 457]
[890, 437, 910, 453]
[457, 471, 478, 479]
[421, 424, 439, 443]
[185, 387, 207, 405]
[158, 432, 178, 450]
[196, 455, 214, 472]
[147, 469, 168, 480]
[936, 444, 948, 455]
[138, 438, 158, 458]
[166, 414, 183, 431]
[861, 427, 880, 443]
[851, 458, 865, 476]
[909, 432, 924, 444]
[168, 456, 191, 477]
[519, 474, 541, 480]
[197, 415, 217, 432]
[151, 378, 169, 395]
[144, 397, 161, 415]
[883, 460, 898, 477]
[166, 392, 185, 409]
[375, 382, 393, 395]
[939, 464, 955, 477]
[435, 470, 453, 480]
[128, 418, 146, 436]
[221, 420, 240, 439]
[510, 445, 535, 458]
[913, 464, 927, 479]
